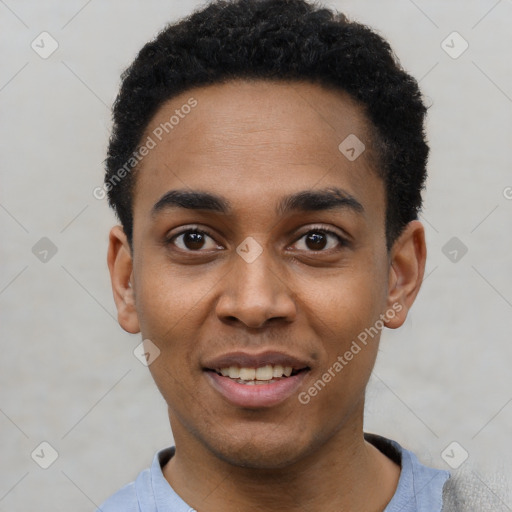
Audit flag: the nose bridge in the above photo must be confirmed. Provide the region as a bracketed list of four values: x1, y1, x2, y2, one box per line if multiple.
[215, 239, 296, 328]
[236, 245, 277, 297]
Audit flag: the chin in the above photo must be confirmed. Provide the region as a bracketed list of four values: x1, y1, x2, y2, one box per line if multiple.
[215, 444, 303, 470]
[200, 427, 316, 470]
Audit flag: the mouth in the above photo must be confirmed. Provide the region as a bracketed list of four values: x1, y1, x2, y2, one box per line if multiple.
[207, 364, 307, 385]
[203, 351, 311, 408]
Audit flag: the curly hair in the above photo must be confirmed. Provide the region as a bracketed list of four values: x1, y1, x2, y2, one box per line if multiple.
[105, 0, 429, 250]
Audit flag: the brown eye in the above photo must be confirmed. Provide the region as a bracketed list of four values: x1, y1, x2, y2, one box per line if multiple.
[182, 231, 207, 250]
[167, 229, 220, 251]
[292, 229, 345, 252]
[304, 232, 328, 251]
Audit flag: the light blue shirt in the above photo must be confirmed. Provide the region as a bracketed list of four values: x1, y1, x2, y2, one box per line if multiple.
[97, 434, 450, 512]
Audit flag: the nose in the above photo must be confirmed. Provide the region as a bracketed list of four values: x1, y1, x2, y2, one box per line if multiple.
[215, 246, 297, 329]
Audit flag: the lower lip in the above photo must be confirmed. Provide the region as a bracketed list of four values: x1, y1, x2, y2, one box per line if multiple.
[205, 371, 308, 408]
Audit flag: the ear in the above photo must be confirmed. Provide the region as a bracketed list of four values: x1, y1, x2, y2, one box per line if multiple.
[384, 220, 426, 329]
[107, 225, 140, 334]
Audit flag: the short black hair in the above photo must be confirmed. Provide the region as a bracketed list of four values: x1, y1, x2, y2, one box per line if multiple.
[105, 0, 429, 250]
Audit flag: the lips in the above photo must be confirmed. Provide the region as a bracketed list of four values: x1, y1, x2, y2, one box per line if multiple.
[203, 351, 310, 371]
[203, 351, 311, 408]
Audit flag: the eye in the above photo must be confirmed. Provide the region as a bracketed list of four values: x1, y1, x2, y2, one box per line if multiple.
[166, 227, 221, 252]
[292, 227, 346, 252]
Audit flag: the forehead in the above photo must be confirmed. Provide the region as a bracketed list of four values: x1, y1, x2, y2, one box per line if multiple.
[132, 79, 384, 224]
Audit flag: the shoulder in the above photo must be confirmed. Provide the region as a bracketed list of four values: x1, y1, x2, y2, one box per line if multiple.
[95, 447, 176, 512]
[366, 433, 511, 512]
[365, 433, 449, 512]
[96, 481, 139, 512]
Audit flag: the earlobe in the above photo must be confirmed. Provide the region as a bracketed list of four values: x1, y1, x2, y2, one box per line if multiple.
[384, 220, 426, 329]
[107, 225, 141, 334]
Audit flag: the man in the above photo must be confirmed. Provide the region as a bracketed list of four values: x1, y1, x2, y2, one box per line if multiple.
[99, 0, 462, 510]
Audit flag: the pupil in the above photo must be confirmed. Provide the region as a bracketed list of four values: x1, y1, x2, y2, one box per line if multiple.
[185, 232, 205, 250]
[306, 232, 326, 250]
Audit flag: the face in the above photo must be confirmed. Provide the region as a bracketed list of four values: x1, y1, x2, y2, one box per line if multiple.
[108, 79, 425, 469]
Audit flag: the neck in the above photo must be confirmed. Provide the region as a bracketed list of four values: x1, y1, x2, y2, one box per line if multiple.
[163, 408, 400, 512]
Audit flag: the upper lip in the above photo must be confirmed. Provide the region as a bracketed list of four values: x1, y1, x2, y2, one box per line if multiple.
[203, 350, 311, 371]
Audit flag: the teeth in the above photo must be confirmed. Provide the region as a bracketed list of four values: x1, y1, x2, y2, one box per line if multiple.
[216, 364, 299, 381]
[239, 368, 256, 380]
[228, 366, 240, 379]
[272, 365, 284, 377]
[255, 365, 273, 380]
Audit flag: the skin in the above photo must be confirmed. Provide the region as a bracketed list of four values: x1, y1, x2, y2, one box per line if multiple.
[108, 79, 426, 512]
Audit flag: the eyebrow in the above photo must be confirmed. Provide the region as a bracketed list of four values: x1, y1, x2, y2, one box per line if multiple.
[151, 187, 364, 218]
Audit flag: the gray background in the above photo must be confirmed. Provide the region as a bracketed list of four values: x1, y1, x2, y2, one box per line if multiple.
[1, 0, 511, 510]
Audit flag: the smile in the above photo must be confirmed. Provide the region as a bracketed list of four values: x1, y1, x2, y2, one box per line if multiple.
[203, 352, 311, 407]
[214, 364, 300, 384]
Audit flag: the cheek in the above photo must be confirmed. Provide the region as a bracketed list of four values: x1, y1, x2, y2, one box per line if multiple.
[306, 265, 387, 336]
[302, 265, 386, 389]
[134, 258, 212, 340]
[302, 286, 381, 425]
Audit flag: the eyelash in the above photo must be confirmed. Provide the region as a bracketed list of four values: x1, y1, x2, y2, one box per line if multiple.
[165, 225, 348, 253]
